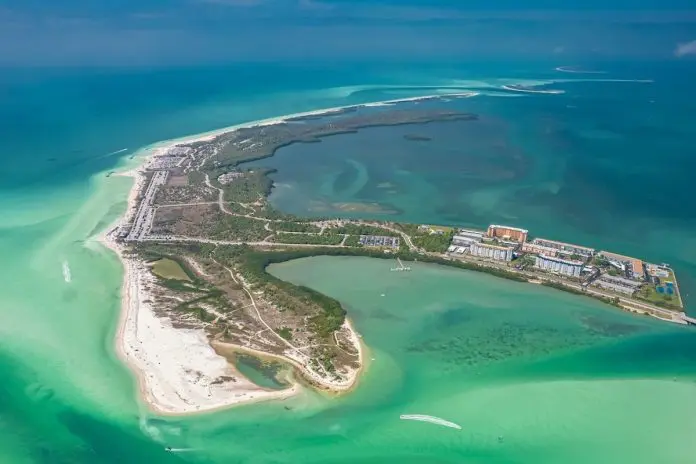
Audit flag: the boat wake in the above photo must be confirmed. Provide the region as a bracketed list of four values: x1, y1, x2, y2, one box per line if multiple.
[400, 414, 461, 429]
[105, 148, 129, 156]
[555, 66, 607, 74]
[62, 261, 72, 283]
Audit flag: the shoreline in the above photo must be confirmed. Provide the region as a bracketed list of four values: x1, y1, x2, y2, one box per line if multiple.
[98, 88, 686, 416]
[212, 317, 366, 395]
[100, 95, 439, 415]
[101, 229, 300, 416]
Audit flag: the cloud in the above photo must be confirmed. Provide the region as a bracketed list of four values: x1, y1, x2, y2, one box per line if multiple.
[674, 40, 696, 57]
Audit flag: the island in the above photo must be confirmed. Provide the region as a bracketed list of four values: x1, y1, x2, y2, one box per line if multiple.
[101, 99, 691, 416]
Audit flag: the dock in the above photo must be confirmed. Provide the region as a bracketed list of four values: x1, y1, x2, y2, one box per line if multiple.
[391, 257, 411, 272]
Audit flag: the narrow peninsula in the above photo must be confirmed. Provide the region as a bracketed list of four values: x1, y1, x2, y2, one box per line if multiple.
[101, 96, 691, 415]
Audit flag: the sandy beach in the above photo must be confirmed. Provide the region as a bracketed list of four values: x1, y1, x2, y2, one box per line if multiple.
[101, 228, 299, 415]
[97, 87, 488, 414]
[99, 95, 426, 414]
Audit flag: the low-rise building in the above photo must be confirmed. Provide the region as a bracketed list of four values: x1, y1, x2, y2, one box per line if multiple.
[522, 242, 559, 257]
[531, 238, 595, 257]
[599, 251, 645, 281]
[470, 242, 514, 262]
[359, 235, 400, 249]
[631, 260, 645, 280]
[218, 171, 244, 185]
[598, 274, 642, 289]
[646, 263, 670, 278]
[534, 255, 584, 277]
[457, 229, 485, 240]
[452, 235, 481, 246]
[593, 280, 636, 295]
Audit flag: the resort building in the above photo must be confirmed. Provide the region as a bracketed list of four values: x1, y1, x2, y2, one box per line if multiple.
[457, 229, 485, 240]
[599, 251, 646, 281]
[599, 274, 643, 289]
[470, 242, 514, 262]
[534, 255, 584, 278]
[646, 263, 670, 278]
[522, 242, 559, 257]
[592, 279, 638, 295]
[530, 238, 595, 257]
[452, 235, 481, 246]
[486, 225, 528, 243]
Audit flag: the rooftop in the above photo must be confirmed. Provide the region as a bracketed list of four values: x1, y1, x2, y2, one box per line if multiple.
[536, 254, 585, 266]
[474, 242, 515, 251]
[488, 224, 529, 233]
[532, 237, 595, 252]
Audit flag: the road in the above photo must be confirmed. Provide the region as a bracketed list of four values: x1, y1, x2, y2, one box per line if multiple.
[129, 179, 684, 324]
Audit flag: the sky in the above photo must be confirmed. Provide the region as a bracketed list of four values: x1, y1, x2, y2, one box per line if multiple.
[1, 0, 696, 66]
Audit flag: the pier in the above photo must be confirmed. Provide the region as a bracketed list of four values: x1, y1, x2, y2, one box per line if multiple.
[391, 258, 411, 272]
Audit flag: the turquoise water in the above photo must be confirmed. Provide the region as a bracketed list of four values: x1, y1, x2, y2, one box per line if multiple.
[244, 65, 696, 308]
[1, 61, 695, 462]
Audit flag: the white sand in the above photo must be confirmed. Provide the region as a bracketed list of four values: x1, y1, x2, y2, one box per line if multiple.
[101, 231, 298, 415]
[100, 92, 470, 413]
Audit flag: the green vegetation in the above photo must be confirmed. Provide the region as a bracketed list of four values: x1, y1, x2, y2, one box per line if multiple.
[255, 205, 307, 221]
[220, 201, 253, 215]
[213, 247, 349, 338]
[273, 221, 322, 233]
[209, 244, 530, 339]
[398, 224, 454, 253]
[636, 285, 683, 311]
[276, 327, 293, 340]
[542, 282, 622, 308]
[344, 235, 363, 247]
[188, 171, 205, 185]
[518, 254, 536, 266]
[271, 233, 344, 245]
[220, 169, 274, 203]
[412, 232, 454, 253]
[210, 215, 269, 241]
[131, 245, 231, 322]
[542, 281, 584, 295]
[395, 223, 454, 253]
[151, 258, 192, 281]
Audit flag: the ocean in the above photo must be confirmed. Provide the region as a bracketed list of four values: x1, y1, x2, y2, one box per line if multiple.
[0, 60, 695, 463]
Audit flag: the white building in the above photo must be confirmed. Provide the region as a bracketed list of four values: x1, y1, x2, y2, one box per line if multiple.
[470, 242, 514, 262]
[534, 255, 584, 278]
[532, 238, 595, 257]
[457, 229, 485, 240]
[593, 280, 636, 295]
[452, 235, 480, 246]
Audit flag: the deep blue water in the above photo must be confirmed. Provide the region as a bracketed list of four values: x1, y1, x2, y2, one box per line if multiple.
[3, 60, 696, 303]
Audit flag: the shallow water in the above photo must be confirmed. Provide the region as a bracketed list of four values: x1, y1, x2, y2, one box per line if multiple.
[1, 61, 695, 462]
